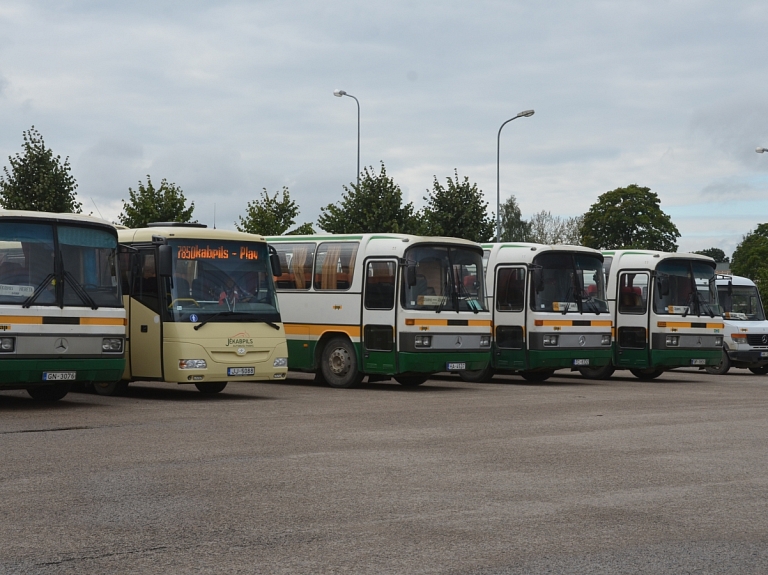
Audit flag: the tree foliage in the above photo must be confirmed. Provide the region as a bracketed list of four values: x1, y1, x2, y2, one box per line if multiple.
[731, 225, 768, 303]
[527, 211, 583, 245]
[0, 126, 82, 213]
[236, 186, 314, 236]
[499, 195, 530, 242]
[580, 184, 679, 251]
[693, 247, 729, 263]
[317, 163, 421, 234]
[422, 170, 494, 242]
[118, 176, 194, 228]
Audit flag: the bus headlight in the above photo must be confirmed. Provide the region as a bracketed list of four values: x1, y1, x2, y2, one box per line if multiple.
[601, 335, 611, 346]
[273, 357, 288, 367]
[665, 335, 679, 347]
[480, 335, 491, 347]
[715, 336, 723, 347]
[415, 335, 432, 347]
[543, 334, 558, 346]
[0, 337, 15, 352]
[179, 359, 207, 369]
[101, 338, 123, 352]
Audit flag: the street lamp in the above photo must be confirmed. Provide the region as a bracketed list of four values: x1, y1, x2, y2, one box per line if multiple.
[757, 147, 768, 153]
[334, 89, 361, 186]
[497, 110, 535, 241]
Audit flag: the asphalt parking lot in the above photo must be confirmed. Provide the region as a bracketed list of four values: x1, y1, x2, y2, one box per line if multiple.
[2, 368, 768, 574]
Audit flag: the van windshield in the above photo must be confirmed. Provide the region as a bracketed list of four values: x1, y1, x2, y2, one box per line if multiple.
[717, 285, 765, 321]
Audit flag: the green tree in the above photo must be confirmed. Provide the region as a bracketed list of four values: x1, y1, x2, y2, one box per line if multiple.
[317, 163, 421, 234]
[527, 211, 583, 245]
[118, 176, 194, 228]
[499, 195, 530, 241]
[731, 224, 768, 301]
[236, 186, 314, 235]
[422, 170, 494, 242]
[580, 184, 679, 251]
[0, 126, 82, 213]
[693, 247, 729, 263]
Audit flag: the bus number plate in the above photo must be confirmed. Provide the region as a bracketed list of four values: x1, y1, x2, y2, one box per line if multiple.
[43, 372, 76, 381]
[228, 367, 255, 376]
[446, 362, 466, 371]
[573, 359, 590, 366]
[761, 352, 768, 357]
[690, 359, 707, 366]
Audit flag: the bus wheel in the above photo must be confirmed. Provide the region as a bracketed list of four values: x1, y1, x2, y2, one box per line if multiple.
[321, 337, 364, 389]
[521, 370, 555, 382]
[578, 365, 615, 380]
[459, 366, 495, 383]
[705, 353, 730, 376]
[93, 380, 129, 396]
[629, 367, 665, 380]
[394, 375, 429, 387]
[195, 382, 228, 394]
[27, 383, 71, 402]
[749, 365, 768, 375]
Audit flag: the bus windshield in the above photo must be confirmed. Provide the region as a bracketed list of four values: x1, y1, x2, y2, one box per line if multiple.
[531, 252, 608, 314]
[402, 245, 487, 312]
[167, 239, 280, 323]
[0, 221, 120, 307]
[654, 260, 719, 316]
[717, 285, 765, 321]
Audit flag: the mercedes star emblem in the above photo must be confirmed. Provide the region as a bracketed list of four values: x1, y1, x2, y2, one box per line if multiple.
[54, 338, 68, 353]
[237, 347, 247, 356]
[578, 335, 586, 347]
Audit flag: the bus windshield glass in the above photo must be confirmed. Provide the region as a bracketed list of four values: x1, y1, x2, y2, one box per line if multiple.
[0, 221, 120, 307]
[717, 285, 765, 321]
[531, 252, 608, 313]
[167, 240, 280, 323]
[403, 245, 487, 312]
[654, 260, 719, 316]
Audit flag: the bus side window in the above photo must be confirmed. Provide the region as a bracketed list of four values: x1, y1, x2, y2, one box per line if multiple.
[618, 272, 648, 314]
[314, 242, 359, 290]
[496, 268, 525, 311]
[272, 243, 315, 290]
[132, 250, 160, 312]
[118, 251, 132, 295]
[365, 261, 396, 310]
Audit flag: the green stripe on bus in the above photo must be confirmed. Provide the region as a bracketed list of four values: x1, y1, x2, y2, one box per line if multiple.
[0, 358, 125, 386]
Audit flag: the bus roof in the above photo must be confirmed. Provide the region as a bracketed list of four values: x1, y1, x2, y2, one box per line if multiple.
[118, 226, 266, 243]
[481, 242, 603, 264]
[0, 209, 116, 230]
[602, 249, 716, 271]
[265, 233, 483, 253]
[716, 274, 756, 287]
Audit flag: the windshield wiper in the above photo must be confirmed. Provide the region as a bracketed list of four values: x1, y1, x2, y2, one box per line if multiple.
[193, 311, 280, 331]
[22, 274, 55, 308]
[561, 283, 574, 315]
[63, 270, 98, 310]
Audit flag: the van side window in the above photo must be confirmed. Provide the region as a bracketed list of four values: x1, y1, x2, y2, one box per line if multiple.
[618, 272, 648, 314]
[272, 243, 315, 290]
[314, 242, 359, 290]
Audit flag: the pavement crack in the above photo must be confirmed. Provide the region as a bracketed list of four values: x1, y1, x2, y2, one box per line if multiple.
[0, 425, 115, 435]
[35, 545, 169, 566]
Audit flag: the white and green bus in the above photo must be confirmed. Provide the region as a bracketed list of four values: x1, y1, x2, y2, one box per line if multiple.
[579, 250, 723, 380]
[266, 234, 493, 388]
[0, 210, 125, 401]
[460, 243, 612, 382]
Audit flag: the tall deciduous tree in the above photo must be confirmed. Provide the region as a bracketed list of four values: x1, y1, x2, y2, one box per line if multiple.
[118, 176, 194, 228]
[731, 225, 768, 301]
[0, 126, 82, 213]
[526, 211, 583, 245]
[499, 195, 530, 241]
[580, 184, 679, 251]
[236, 187, 314, 236]
[317, 163, 421, 234]
[693, 248, 729, 263]
[422, 170, 494, 242]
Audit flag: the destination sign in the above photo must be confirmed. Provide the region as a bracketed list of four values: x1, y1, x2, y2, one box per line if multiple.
[177, 245, 260, 261]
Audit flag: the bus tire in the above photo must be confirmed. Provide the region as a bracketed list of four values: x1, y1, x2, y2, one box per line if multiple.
[629, 367, 665, 380]
[27, 383, 71, 402]
[394, 375, 429, 387]
[521, 369, 555, 382]
[705, 353, 730, 376]
[459, 366, 495, 383]
[321, 337, 364, 389]
[578, 365, 615, 380]
[93, 380, 129, 396]
[749, 365, 768, 375]
[195, 382, 228, 394]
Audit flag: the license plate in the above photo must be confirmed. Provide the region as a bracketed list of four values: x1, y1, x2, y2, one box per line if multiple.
[573, 359, 590, 366]
[690, 359, 707, 366]
[42, 372, 76, 381]
[227, 367, 255, 376]
[446, 362, 466, 371]
[761, 352, 768, 357]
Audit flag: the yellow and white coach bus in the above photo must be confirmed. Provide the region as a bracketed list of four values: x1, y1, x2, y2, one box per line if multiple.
[579, 249, 723, 380]
[265, 234, 493, 388]
[0, 210, 125, 401]
[460, 243, 612, 383]
[113, 223, 288, 395]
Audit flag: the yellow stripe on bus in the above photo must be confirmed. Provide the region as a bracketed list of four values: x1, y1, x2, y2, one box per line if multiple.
[657, 322, 724, 329]
[404, 318, 492, 327]
[81, 317, 126, 326]
[284, 323, 362, 338]
[534, 319, 612, 327]
[0, 316, 43, 324]
[0, 316, 125, 326]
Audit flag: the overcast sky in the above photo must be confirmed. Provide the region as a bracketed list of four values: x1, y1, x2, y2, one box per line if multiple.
[1, 1, 767, 255]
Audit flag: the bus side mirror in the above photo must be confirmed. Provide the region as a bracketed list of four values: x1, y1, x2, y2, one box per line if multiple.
[270, 253, 282, 277]
[656, 275, 670, 298]
[157, 245, 173, 277]
[727, 280, 733, 296]
[406, 265, 417, 287]
[533, 269, 544, 293]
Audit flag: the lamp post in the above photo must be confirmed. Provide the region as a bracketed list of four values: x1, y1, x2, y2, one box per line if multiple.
[497, 109, 535, 241]
[757, 147, 768, 153]
[334, 89, 361, 186]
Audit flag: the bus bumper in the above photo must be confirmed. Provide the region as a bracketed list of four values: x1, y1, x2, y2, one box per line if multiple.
[0, 357, 126, 386]
[650, 349, 722, 367]
[526, 349, 613, 370]
[398, 351, 491, 374]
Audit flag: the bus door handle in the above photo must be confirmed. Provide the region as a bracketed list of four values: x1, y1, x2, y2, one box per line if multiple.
[141, 325, 148, 333]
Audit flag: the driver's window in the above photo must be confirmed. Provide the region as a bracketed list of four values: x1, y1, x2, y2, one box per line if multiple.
[618, 272, 648, 314]
[132, 250, 159, 312]
[496, 267, 525, 312]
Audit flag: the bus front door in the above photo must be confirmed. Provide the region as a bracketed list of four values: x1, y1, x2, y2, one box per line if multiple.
[614, 270, 651, 369]
[129, 249, 164, 379]
[494, 266, 527, 370]
[361, 259, 397, 374]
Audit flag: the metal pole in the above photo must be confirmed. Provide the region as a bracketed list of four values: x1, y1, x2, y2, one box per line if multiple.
[333, 90, 360, 187]
[496, 110, 535, 241]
